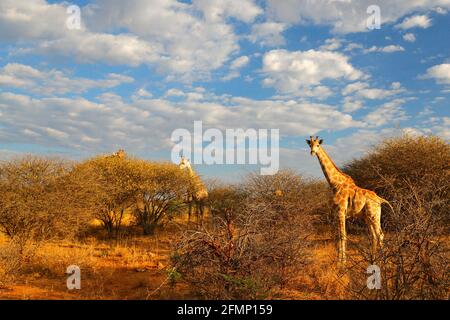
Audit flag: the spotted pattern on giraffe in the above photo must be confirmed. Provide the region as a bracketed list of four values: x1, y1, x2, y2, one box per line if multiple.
[306, 136, 392, 264]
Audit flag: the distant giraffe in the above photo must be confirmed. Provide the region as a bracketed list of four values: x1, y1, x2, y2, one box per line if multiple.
[115, 149, 126, 159]
[179, 157, 208, 220]
[306, 136, 393, 264]
[106, 149, 126, 159]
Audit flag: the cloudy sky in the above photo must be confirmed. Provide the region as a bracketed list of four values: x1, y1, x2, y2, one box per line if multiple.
[0, 0, 449, 181]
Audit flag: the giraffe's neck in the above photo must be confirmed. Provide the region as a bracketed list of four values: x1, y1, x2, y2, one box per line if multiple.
[187, 166, 206, 189]
[186, 166, 195, 177]
[315, 147, 349, 188]
[186, 166, 208, 199]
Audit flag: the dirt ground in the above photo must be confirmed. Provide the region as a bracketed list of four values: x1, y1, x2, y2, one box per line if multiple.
[0, 222, 190, 299]
[0, 218, 388, 300]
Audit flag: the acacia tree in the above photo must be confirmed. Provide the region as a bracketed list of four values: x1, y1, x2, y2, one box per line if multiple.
[173, 171, 321, 299]
[341, 135, 449, 299]
[73, 156, 190, 236]
[72, 155, 141, 237]
[0, 156, 85, 251]
[132, 162, 190, 235]
[343, 134, 449, 229]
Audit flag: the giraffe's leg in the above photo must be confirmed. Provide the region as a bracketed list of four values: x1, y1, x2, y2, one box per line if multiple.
[366, 202, 383, 260]
[192, 200, 199, 222]
[196, 202, 201, 222]
[188, 202, 192, 221]
[198, 202, 204, 220]
[365, 213, 377, 262]
[337, 200, 348, 264]
[373, 203, 384, 249]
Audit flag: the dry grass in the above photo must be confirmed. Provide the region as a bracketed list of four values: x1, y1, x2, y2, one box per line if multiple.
[0, 224, 180, 299]
[0, 222, 365, 300]
[1, 223, 448, 300]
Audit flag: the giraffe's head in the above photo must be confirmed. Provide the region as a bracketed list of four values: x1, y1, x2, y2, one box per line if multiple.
[306, 136, 323, 156]
[116, 149, 126, 159]
[179, 157, 192, 170]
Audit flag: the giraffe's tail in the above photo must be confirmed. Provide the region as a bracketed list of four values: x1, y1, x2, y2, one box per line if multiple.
[377, 195, 395, 213]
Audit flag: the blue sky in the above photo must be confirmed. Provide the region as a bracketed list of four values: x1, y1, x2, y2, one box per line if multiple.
[0, 0, 449, 181]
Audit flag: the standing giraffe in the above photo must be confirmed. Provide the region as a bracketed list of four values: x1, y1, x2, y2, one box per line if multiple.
[306, 136, 392, 263]
[179, 157, 208, 220]
[105, 149, 126, 159]
[115, 149, 126, 159]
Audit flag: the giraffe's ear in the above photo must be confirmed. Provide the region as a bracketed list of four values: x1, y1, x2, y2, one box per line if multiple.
[319, 139, 323, 144]
[306, 139, 311, 146]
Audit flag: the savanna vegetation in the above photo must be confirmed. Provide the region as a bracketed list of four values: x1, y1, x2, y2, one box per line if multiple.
[0, 135, 448, 300]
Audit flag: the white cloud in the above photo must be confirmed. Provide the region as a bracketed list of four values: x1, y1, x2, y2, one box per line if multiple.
[342, 81, 404, 100]
[401, 116, 450, 140]
[266, 0, 448, 34]
[82, 0, 243, 80]
[364, 45, 405, 53]
[358, 89, 390, 100]
[282, 126, 429, 178]
[45, 127, 69, 139]
[328, 123, 449, 169]
[0, 0, 69, 41]
[395, 14, 432, 30]
[391, 82, 402, 90]
[342, 82, 369, 96]
[29, 32, 163, 67]
[222, 56, 250, 81]
[418, 106, 434, 117]
[134, 88, 152, 98]
[342, 97, 364, 112]
[344, 42, 364, 52]
[262, 49, 363, 96]
[280, 128, 396, 177]
[332, 128, 404, 159]
[403, 33, 416, 42]
[2, 0, 245, 81]
[334, 130, 384, 153]
[0, 89, 363, 153]
[165, 88, 185, 97]
[431, 117, 450, 139]
[0, 148, 30, 161]
[319, 38, 342, 51]
[249, 22, 287, 47]
[434, 7, 448, 14]
[364, 99, 409, 127]
[1, 0, 448, 181]
[230, 56, 250, 69]
[0, 63, 134, 95]
[432, 96, 445, 103]
[420, 63, 450, 85]
[221, 72, 240, 81]
[193, 0, 262, 23]
[3, 0, 446, 84]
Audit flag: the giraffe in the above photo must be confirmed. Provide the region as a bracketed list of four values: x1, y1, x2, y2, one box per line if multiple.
[115, 149, 126, 159]
[105, 149, 126, 159]
[306, 136, 392, 264]
[274, 189, 283, 197]
[179, 157, 208, 220]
